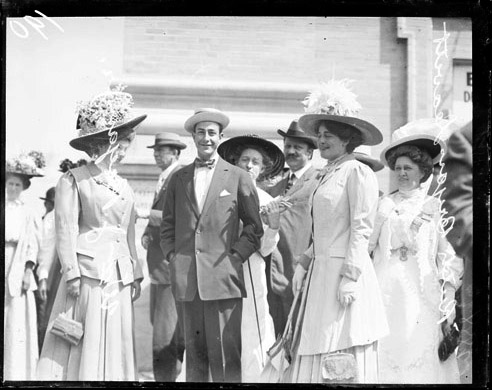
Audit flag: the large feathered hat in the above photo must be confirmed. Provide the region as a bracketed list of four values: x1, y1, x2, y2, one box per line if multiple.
[6, 150, 46, 178]
[69, 85, 147, 152]
[299, 79, 383, 146]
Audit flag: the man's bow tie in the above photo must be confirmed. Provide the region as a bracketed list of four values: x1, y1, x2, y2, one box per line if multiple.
[195, 158, 215, 169]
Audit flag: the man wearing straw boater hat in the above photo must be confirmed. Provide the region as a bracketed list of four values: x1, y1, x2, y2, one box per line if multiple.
[265, 120, 320, 336]
[160, 108, 264, 382]
[141, 132, 187, 381]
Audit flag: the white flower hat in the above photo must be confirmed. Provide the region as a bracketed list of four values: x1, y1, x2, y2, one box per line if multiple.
[69, 86, 147, 152]
[6, 151, 46, 178]
[299, 79, 383, 146]
[380, 118, 450, 166]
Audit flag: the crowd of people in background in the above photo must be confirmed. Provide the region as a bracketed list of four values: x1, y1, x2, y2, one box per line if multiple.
[4, 80, 474, 384]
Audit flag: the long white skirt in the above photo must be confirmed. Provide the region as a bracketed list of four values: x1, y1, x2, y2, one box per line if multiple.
[4, 243, 39, 381]
[241, 254, 276, 382]
[37, 274, 138, 381]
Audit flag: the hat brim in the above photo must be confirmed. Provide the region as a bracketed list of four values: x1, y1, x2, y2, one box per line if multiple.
[6, 170, 43, 178]
[353, 153, 385, 172]
[69, 115, 147, 152]
[277, 130, 318, 149]
[217, 135, 285, 178]
[380, 134, 447, 166]
[184, 111, 230, 133]
[146, 141, 187, 150]
[298, 114, 383, 146]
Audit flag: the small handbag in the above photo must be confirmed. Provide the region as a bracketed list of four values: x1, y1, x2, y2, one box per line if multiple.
[50, 312, 84, 346]
[321, 351, 358, 383]
[50, 292, 84, 346]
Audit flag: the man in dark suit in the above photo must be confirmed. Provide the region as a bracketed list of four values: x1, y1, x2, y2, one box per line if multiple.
[142, 132, 187, 381]
[443, 122, 473, 384]
[160, 108, 263, 382]
[264, 120, 320, 336]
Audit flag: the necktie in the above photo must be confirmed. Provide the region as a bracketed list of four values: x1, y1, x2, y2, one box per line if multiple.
[284, 173, 295, 194]
[194, 158, 215, 169]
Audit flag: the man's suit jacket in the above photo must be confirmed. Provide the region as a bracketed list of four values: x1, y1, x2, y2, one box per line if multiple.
[266, 165, 320, 297]
[144, 164, 183, 285]
[443, 122, 473, 262]
[160, 157, 263, 302]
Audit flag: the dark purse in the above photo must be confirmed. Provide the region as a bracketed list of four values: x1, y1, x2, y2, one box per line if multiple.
[438, 321, 461, 361]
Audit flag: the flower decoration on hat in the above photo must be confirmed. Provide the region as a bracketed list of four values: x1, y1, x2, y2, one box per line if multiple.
[7, 150, 46, 177]
[59, 158, 88, 173]
[75, 84, 133, 137]
[303, 79, 362, 116]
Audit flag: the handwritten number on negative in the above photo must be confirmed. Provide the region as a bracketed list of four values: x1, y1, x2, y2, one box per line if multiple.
[9, 10, 64, 40]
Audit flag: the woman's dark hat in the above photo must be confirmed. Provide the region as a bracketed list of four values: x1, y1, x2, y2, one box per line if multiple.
[300, 79, 383, 146]
[40, 187, 56, 203]
[218, 134, 285, 178]
[353, 146, 384, 172]
[147, 132, 187, 150]
[69, 89, 147, 152]
[380, 119, 448, 166]
[277, 120, 318, 149]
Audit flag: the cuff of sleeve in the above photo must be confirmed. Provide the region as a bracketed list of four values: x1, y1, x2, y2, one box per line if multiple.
[37, 269, 49, 281]
[65, 265, 81, 281]
[341, 263, 362, 281]
[231, 247, 246, 262]
[297, 253, 311, 270]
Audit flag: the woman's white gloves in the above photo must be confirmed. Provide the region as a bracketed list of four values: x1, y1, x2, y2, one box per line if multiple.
[292, 264, 307, 294]
[338, 276, 358, 307]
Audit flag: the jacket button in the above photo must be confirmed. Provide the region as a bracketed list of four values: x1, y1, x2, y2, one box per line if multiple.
[196, 229, 201, 235]
[117, 224, 121, 228]
[116, 238, 120, 243]
[196, 250, 200, 254]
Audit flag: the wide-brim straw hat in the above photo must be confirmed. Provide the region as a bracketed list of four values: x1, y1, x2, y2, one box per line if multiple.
[300, 80, 383, 146]
[184, 108, 230, 133]
[70, 115, 147, 152]
[277, 120, 318, 149]
[299, 114, 383, 146]
[217, 134, 285, 178]
[353, 145, 384, 172]
[147, 132, 187, 150]
[380, 119, 448, 166]
[6, 151, 45, 178]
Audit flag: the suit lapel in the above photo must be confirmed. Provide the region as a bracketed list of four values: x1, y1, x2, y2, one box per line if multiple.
[178, 163, 200, 219]
[285, 166, 316, 197]
[152, 164, 182, 209]
[199, 158, 228, 219]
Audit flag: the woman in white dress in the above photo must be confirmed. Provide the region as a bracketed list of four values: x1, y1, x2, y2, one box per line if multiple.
[369, 121, 463, 384]
[285, 80, 389, 384]
[218, 134, 284, 382]
[37, 89, 147, 381]
[4, 151, 45, 380]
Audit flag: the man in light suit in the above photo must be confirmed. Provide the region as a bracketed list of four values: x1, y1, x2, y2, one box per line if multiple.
[141, 132, 187, 381]
[265, 120, 319, 336]
[160, 108, 263, 382]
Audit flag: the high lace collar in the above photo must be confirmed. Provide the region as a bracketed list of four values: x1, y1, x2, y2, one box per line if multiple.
[397, 186, 426, 200]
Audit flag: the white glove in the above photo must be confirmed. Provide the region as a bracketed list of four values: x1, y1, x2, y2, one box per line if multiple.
[440, 283, 457, 326]
[337, 276, 358, 307]
[292, 264, 307, 294]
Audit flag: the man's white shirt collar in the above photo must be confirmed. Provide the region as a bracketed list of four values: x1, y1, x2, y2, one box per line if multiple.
[291, 162, 312, 180]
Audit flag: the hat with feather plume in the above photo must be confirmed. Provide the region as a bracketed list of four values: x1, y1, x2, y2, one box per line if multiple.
[299, 79, 383, 146]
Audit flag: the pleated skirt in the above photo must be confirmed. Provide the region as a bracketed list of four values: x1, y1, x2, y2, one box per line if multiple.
[37, 275, 138, 381]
